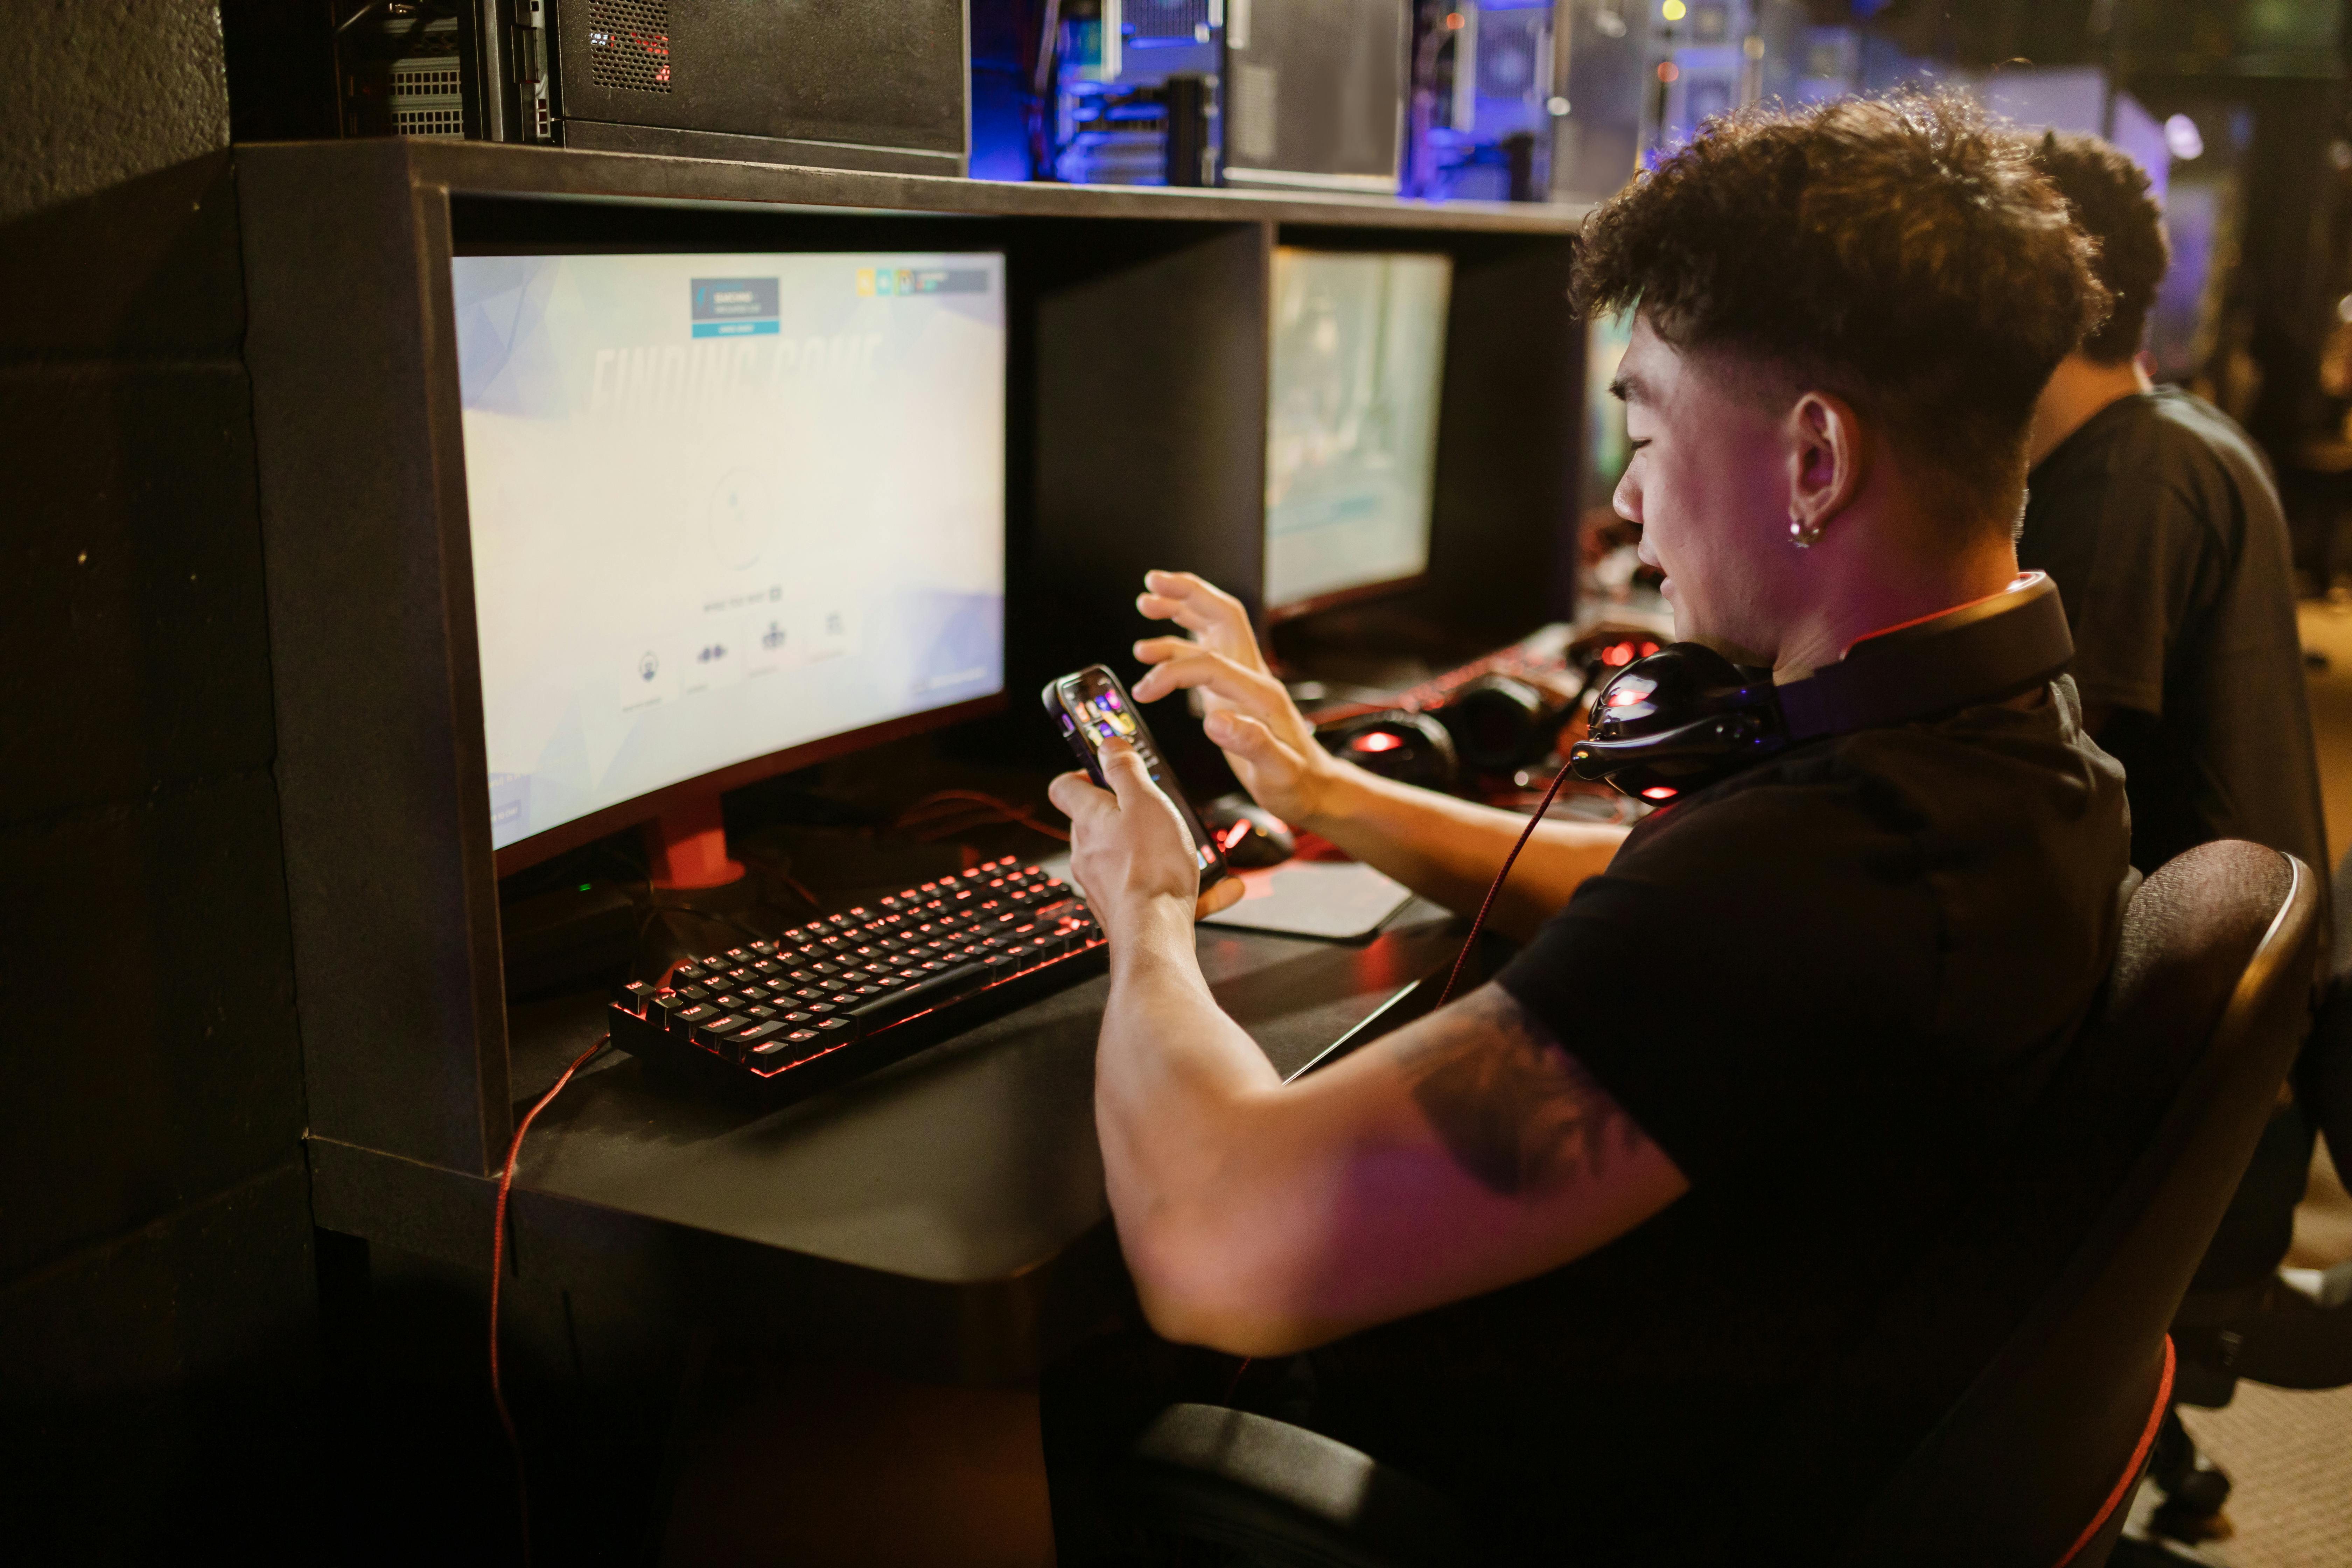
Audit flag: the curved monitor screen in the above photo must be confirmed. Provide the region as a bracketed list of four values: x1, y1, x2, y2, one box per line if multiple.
[451, 251, 1007, 854]
[1263, 248, 1450, 615]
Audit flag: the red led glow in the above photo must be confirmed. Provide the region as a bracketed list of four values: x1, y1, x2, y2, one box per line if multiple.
[1602, 643, 1634, 666]
[1351, 730, 1405, 753]
[1641, 786, 1679, 800]
[1219, 820, 1252, 850]
[1605, 687, 1648, 708]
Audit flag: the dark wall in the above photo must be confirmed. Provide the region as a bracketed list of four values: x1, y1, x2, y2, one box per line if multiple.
[0, 1, 235, 220]
[0, 4, 317, 1557]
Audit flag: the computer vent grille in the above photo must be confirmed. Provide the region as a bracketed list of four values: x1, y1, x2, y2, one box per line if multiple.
[587, 0, 672, 93]
[1127, 0, 1213, 40]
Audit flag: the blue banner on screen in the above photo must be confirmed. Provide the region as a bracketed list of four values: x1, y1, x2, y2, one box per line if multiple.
[450, 250, 1008, 852]
[690, 277, 781, 338]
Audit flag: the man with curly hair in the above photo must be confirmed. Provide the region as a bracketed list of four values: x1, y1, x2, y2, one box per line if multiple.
[669, 94, 2136, 1568]
[1017, 92, 2135, 1566]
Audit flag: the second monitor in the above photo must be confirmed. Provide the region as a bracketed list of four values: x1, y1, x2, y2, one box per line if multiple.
[1262, 247, 1453, 621]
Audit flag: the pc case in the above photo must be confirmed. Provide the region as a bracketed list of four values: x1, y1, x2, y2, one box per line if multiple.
[309, 0, 968, 176]
[1406, 0, 1568, 201]
[1221, 0, 1409, 194]
[1045, 0, 1224, 187]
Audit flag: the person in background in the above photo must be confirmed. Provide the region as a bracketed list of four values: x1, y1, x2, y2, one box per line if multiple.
[2021, 130, 2326, 886]
[2019, 130, 2343, 1498]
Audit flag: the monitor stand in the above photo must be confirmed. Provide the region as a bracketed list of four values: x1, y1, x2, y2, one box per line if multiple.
[645, 792, 747, 892]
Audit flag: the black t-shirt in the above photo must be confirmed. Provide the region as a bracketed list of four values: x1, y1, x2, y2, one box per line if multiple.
[1298, 681, 2132, 1565]
[2019, 387, 2325, 879]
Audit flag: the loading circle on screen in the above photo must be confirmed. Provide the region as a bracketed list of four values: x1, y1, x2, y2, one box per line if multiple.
[707, 465, 775, 570]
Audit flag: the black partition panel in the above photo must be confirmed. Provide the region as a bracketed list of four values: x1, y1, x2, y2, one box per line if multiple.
[1023, 223, 1271, 693]
[1424, 233, 1584, 638]
[1020, 221, 1272, 789]
[241, 144, 511, 1177]
[240, 137, 1583, 1194]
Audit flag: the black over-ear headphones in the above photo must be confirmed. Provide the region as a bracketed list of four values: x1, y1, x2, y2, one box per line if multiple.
[1566, 572, 2074, 804]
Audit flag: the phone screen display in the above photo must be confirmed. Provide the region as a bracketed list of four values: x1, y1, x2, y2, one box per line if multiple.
[1048, 667, 1226, 881]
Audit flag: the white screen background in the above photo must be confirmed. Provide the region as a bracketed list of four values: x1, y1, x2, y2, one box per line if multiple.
[451, 251, 1007, 850]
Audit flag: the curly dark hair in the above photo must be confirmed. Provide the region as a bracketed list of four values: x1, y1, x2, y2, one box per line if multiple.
[2028, 129, 2170, 364]
[1572, 92, 2111, 531]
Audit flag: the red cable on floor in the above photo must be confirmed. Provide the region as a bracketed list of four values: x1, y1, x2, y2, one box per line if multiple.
[490, 1035, 607, 1559]
[1435, 760, 1578, 1008]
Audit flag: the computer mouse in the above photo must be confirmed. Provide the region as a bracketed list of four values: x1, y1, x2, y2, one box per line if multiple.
[1318, 709, 1460, 792]
[1201, 794, 1296, 869]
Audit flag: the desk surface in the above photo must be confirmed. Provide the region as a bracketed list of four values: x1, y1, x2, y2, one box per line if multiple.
[514, 908, 1448, 1282]
[409, 898, 1465, 1381]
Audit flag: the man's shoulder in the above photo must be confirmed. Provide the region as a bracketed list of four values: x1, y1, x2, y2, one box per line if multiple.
[2096, 391, 2272, 500]
[1609, 693, 2122, 887]
[2039, 386, 2233, 472]
[2030, 390, 2272, 557]
[1533, 698, 2127, 1083]
[2133, 388, 2270, 471]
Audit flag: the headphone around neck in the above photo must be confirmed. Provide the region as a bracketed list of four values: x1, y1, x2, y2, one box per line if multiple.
[1566, 572, 2074, 804]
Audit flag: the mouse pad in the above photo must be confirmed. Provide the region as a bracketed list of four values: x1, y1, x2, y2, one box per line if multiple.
[1043, 855, 1416, 943]
[1198, 859, 1417, 942]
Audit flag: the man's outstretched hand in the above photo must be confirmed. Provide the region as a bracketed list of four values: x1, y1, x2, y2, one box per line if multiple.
[1129, 571, 1343, 830]
[1049, 736, 1246, 932]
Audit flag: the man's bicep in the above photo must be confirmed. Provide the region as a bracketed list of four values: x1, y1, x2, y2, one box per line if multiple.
[1381, 983, 1676, 1200]
[1232, 983, 1687, 1345]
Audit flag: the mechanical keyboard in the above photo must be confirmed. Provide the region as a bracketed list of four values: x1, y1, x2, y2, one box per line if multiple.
[1386, 622, 1583, 712]
[607, 856, 1104, 1100]
[1299, 623, 1583, 729]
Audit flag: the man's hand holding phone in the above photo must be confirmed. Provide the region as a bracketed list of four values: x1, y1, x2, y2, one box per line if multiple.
[1129, 570, 1344, 830]
[1050, 736, 1247, 930]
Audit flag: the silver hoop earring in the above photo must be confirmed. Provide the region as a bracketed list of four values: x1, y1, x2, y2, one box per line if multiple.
[1789, 517, 1825, 550]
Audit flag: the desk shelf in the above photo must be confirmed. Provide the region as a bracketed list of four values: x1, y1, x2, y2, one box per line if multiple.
[238, 139, 1573, 1379]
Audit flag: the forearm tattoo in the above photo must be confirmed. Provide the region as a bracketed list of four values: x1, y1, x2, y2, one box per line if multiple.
[1398, 986, 1647, 1198]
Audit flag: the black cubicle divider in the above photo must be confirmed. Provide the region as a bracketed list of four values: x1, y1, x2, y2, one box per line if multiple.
[237, 138, 1586, 1385]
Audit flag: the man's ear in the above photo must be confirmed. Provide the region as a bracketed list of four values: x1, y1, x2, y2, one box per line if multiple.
[1786, 391, 1868, 543]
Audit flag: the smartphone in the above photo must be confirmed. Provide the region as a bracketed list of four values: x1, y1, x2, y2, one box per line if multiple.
[1042, 665, 1232, 888]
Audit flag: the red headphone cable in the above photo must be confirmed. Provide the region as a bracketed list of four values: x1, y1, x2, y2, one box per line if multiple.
[1434, 760, 1579, 1008]
[490, 1034, 609, 1561]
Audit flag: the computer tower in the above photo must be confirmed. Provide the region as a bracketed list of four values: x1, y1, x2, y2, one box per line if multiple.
[1222, 0, 1409, 194]
[1045, 0, 1224, 187]
[1406, 0, 1568, 201]
[284, 0, 968, 176]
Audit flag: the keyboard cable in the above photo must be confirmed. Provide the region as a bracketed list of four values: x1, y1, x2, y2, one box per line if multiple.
[490, 1033, 610, 1563]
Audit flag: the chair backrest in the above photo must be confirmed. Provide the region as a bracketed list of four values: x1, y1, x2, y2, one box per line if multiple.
[1849, 842, 2317, 1563]
[1736, 842, 2318, 1566]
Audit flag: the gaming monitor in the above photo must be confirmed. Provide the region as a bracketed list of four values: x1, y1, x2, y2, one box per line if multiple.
[1262, 247, 1451, 620]
[449, 250, 1008, 870]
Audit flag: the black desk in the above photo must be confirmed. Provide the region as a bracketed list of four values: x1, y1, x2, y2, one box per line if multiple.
[307, 901, 1461, 1386]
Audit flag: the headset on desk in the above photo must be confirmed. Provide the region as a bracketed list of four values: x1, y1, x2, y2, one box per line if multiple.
[1435, 573, 2074, 1004]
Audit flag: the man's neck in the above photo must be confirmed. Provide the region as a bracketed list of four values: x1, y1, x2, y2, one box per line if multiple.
[2027, 354, 2153, 469]
[1770, 540, 2020, 683]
